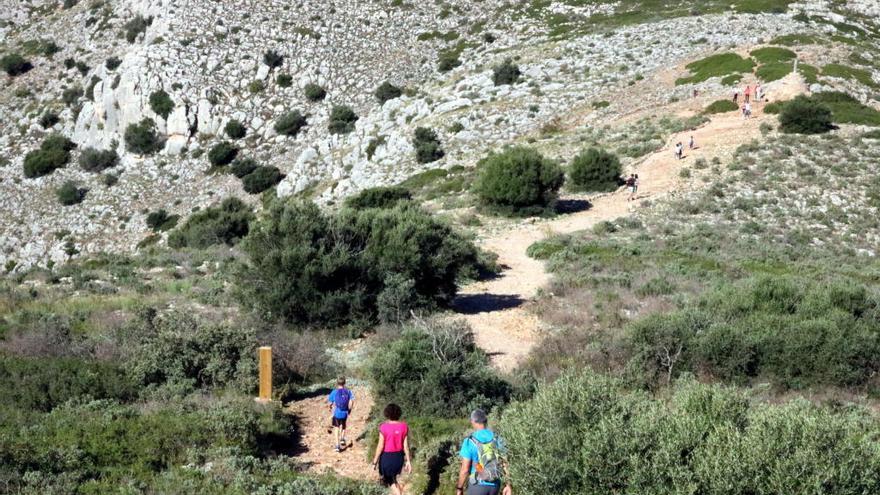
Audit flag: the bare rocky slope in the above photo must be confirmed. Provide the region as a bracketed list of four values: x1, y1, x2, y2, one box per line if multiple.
[0, 0, 878, 268]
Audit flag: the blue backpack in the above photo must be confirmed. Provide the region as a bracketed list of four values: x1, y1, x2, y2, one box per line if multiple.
[334, 388, 351, 412]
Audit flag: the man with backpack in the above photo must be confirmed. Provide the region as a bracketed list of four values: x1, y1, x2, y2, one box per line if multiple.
[328, 377, 354, 452]
[455, 409, 512, 495]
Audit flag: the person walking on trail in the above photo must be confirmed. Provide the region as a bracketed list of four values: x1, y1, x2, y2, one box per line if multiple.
[625, 174, 636, 201]
[733, 89, 739, 104]
[674, 142, 683, 160]
[631, 174, 639, 201]
[689, 135, 696, 150]
[455, 409, 512, 495]
[371, 404, 412, 495]
[744, 84, 751, 103]
[328, 377, 354, 452]
[755, 83, 762, 103]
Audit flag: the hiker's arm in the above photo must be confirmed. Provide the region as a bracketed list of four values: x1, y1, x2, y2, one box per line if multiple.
[403, 434, 412, 473]
[371, 432, 385, 467]
[455, 458, 471, 494]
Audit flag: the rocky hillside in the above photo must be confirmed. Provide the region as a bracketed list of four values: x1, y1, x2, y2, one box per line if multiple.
[1, 0, 878, 268]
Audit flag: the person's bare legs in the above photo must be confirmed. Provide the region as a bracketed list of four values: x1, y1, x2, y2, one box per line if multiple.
[390, 481, 403, 495]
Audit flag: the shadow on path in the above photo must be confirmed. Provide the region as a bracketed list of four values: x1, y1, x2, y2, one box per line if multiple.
[556, 198, 593, 215]
[453, 293, 524, 314]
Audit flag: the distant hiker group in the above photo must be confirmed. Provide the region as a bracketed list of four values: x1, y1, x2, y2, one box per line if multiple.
[329, 378, 512, 495]
[733, 83, 764, 119]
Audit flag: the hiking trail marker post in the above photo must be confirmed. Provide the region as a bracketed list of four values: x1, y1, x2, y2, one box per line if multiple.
[256, 346, 272, 403]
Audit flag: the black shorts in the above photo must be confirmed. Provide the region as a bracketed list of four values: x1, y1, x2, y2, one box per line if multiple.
[331, 417, 347, 429]
[378, 451, 405, 485]
[466, 484, 500, 495]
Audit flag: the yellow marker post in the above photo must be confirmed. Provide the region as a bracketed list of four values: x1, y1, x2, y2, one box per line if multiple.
[256, 346, 272, 403]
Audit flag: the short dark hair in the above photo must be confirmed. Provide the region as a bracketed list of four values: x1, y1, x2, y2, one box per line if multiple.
[337, 376, 346, 386]
[384, 403, 402, 421]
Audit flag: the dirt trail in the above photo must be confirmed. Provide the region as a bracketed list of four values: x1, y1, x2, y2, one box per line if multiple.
[456, 72, 809, 373]
[285, 385, 378, 480]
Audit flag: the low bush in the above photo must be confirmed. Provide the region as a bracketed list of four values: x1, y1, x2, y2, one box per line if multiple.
[124, 118, 161, 155]
[238, 201, 478, 326]
[38, 111, 59, 129]
[241, 166, 283, 194]
[375, 81, 403, 104]
[778, 95, 833, 134]
[276, 73, 293, 87]
[500, 371, 880, 495]
[0, 53, 32, 76]
[207, 141, 239, 167]
[303, 82, 326, 101]
[492, 58, 521, 86]
[79, 147, 119, 172]
[412, 127, 444, 163]
[367, 320, 510, 418]
[56, 181, 87, 205]
[328, 105, 358, 134]
[473, 146, 565, 216]
[749, 46, 796, 64]
[148, 89, 174, 119]
[145, 209, 179, 232]
[810, 91, 880, 126]
[262, 49, 284, 68]
[224, 119, 246, 139]
[344, 186, 412, 210]
[704, 99, 739, 114]
[105, 56, 122, 70]
[23, 134, 75, 178]
[755, 61, 793, 82]
[230, 157, 259, 178]
[437, 50, 462, 72]
[124, 15, 152, 43]
[675, 53, 755, 85]
[764, 100, 786, 114]
[568, 148, 621, 192]
[167, 197, 253, 249]
[61, 86, 83, 106]
[273, 110, 307, 136]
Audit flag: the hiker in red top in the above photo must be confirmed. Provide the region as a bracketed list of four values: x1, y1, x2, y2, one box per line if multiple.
[744, 85, 751, 103]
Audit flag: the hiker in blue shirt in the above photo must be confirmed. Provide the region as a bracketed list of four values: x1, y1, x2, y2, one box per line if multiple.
[328, 376, 354, 452]
[455, 409, 512, 495]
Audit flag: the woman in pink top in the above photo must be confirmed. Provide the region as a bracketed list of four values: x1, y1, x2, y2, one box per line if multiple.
[371, 403, 412, 495]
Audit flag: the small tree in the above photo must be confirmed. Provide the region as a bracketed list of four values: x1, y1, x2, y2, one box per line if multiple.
[124, 118, 161, 155]
[39, 111, 60, 129]
[303, 83, 326, 101]
[273, 111, 307, 136]
[474, 146, 564, 216]
[493, 58, 521, 86]
[167, 197, 253, 249]
[224, 119, 246, 139]
[345, 186, 412, 209]
[0, 53, 32, 76]
[145, 209, 179, 231]
[375, 81, 403, 105]
[328, 105, 358, 134]
[276, 73, 293, 87]
[124, 15, 152, 43]
[778, 95, 833, 134]
[208, 141, 239, 167]
[79, 147, 119, 172]
[230, 157, 259, 178]
[105, 57, 122, 70]
[149, 89, 174, 119]
[241, 166, 283, 194]
[412, 127, 444, 163]
[263, 50, 284, 69]
[568, 148, 622, 192]
[56, 181, 87, 205]
[438, 50, 461, 72]
[23, 134, 75, 178]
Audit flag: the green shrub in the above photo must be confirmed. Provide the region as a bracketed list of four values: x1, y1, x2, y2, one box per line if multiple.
[437, 50, 462, 72]
[239, 201, 478, 326]
[375, 81, 403, 104]
[124, 118, 161, 155]
[276, 73, 293, 87]
[124, 15, 152, 43]
[703, 99, 739, 114]
[145, 209, 179, 232]
[23, 134, 75, 178]
[778, 95, 833, 134]
[822, 63, 879, 89]
[0, 53, 32, 76]
[273, 110, 307, 136]
[207, 141, 238, 167]
[303, 82, 326, 101]
[345, 186, 412, 209]
[105, 56, 122, 70]
[262, 49, 284, 68]
[248, 80, 265, 94]
[749, 46, 796, 63]
[811, 91, 880, 126]
[79, 147, 119, 172]
[755, 61, 793, 82]
[56, 181, 87, 205]
[230, 157, 259, 178]
[149, 89, 174, 119]
[38, 111, 60, 129]
[568, 148, 621, 192]
[224, 119, 246, 139]
[492, 58, 521, 86]
[241, 166, 283, 194]
[412, 127, 444, 163]
[675, 53, 755, 85]
[167, 197, 253, 249]
[764, 100, 786, 114]
[328, 105, 358, 134]
[367, 320, 510, 418]
[0, 355, 137, 412]
[61, 86, 83, 106]
[473, 146, 565, 216]
[500, 371, 880, 495]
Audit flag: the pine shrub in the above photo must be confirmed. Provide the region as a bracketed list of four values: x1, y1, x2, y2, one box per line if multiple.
[23, 134, 75, 178]
[56, 181, 87, 205]
[303, 82, 326, 101]
[79, 147, 119, 172]
[149, 89, 174, 119]
[208, 141, 239, 167]
[145, 209, 179, 232]
[124, 118, 161, 155]
[273, 111, 307, 136]
[375, 81, 403, 104]
[262, 50, 284, 69]
[345, 186, 412, 209]
[224, 119, 246, 139]
[328, 105, 358, 134]
[492, 58, 521, 86]
[473, 146, 564, 216]
[230, 157, 259, 178]
[778, 95, 833, 134]
[568, 148, 622, 192]
[167, 197, 253, 249]
[241, 166, 283, 194]
[0, 53, 32, 76]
